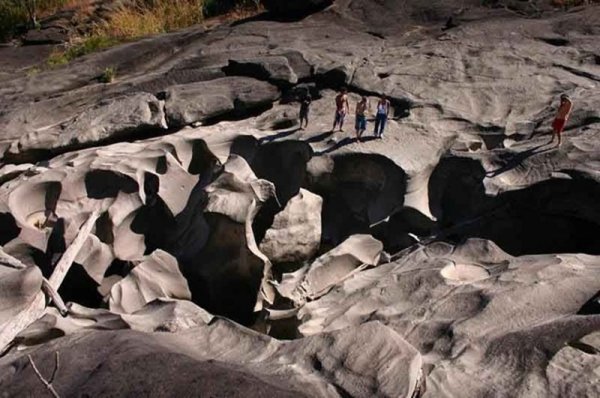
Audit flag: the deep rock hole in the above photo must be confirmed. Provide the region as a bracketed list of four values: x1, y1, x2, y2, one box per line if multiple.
[5, 136, 600, 329]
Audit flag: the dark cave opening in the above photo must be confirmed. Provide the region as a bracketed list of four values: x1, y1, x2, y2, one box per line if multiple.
[428, 157, 600, 256]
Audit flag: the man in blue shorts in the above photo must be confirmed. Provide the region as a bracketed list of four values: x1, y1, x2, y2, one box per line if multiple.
[355, 96, 368, 142]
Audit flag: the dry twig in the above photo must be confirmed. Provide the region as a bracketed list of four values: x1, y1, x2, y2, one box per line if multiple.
[0, 212, 98, 354]
[27, 351, 61, 398]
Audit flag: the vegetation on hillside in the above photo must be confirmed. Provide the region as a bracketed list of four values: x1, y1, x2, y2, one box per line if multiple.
[2, 0, 598, 68]
[0, 0, 262, 42]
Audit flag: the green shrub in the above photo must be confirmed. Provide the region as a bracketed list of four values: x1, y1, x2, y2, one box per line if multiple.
[46, 35, 118, 67]
[99, 66, 117, 83]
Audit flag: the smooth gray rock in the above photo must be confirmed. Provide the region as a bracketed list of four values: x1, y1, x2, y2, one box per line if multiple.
[225, 56, 299, 85]
[164, 77, 280, 127]
[4, 92, 167, 160]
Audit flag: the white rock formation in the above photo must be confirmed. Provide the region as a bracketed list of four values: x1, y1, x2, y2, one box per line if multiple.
[260, 188, 323, 263]
[109, 250, 191, 314]
[277, 234, 384, 305]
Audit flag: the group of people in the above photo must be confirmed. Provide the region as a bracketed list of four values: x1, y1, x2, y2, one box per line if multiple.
[299, 88, 392, 142]
[299, 89, 574, 147]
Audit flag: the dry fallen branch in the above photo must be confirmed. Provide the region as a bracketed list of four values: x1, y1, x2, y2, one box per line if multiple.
[0, 212, 98, 354]
[28, 352, 61, 398]
[41, 279, 69, 316]
[0, 248, 69, 316]
[48, 211, 100, 290]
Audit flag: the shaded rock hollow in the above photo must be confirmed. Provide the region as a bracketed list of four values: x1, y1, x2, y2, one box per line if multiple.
[0, 0, 600, 397]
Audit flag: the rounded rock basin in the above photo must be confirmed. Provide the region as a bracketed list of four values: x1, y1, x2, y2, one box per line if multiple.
[440, 262, 490, 284]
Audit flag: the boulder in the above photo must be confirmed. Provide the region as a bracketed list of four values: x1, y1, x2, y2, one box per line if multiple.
[23, 27, 69, 45]
[225, 56, 299, 85]
[0, 329, 307, 398]
[164, 77, 280, 127]
[260, 189, 323, 263]
[1, 318, 422, 398]
[6, 93, 167, 158]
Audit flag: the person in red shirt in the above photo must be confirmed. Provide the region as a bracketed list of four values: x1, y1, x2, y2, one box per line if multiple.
[550, 94, 573, 147]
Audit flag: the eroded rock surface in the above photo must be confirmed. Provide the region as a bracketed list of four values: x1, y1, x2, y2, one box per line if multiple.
[260, 188, 322, 263]
[1, 0, 600, 397]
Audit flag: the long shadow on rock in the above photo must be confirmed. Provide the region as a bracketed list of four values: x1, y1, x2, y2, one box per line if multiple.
[131, 173, 177, 255]
[131, 171, 214, 261]
[129, 170, 270, 325]
[309, 153, 408, 248]
[429, 157, 600, 255]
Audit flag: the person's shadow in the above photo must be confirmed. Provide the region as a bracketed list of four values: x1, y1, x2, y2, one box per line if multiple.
[304, 130, 335, 143]
[313, 135, 378, 156]
[258, 127, 301, 144]
[485, 142, 555, 178]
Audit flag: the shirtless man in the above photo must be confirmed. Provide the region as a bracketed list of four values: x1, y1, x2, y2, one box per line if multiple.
[355, 96, 368, 141]
[333, 88, 350, 132]
[550, 94, 573, 147]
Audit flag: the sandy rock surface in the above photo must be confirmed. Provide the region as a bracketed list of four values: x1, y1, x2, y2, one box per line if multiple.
[0, 0, 599, 397]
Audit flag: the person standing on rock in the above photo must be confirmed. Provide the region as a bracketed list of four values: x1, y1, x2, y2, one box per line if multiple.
[549, 94, 573, 147]
[333, 88, 350, 132]
[374, 95, 391, 138]
[299, 93, 312, 129]
[355, 96, 369, 141]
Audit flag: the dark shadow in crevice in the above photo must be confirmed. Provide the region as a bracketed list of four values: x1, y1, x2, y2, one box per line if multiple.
[538, 37, 570, 46]
[371, 207, 436, 253]
[188, 139, 221, 175]
[249, 140, 314, 243]
[85, 169, 139, 199]
[0, 212, 20, 245]
[429, 157, 600, 256]
[578, 290, 600, 315]
[201, 101, 275, 126]
[1, 124, 180, 166]
[181, 212, 264, 326]
[95, 212, 114, 245]
[307, 153, 408, 248]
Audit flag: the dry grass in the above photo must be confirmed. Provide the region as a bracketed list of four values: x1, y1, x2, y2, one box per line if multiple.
[100, 0, 205, 39]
